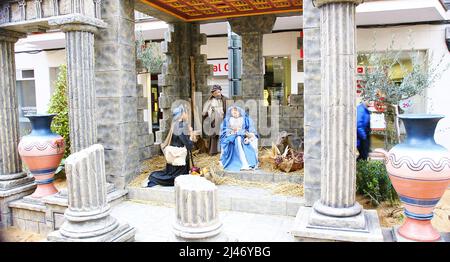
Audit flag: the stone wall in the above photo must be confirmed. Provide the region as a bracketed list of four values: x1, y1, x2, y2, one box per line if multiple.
[279, 95, 304, 149]
[95, 0, 139, 189]
[229, 15, 276, 101]
[136, 84, 155, 161]
[303, 0, 322, 206]
[156, 22, 212, 143]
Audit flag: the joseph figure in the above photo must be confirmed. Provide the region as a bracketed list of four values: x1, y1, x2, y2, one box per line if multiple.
[202, 85, 227, 155]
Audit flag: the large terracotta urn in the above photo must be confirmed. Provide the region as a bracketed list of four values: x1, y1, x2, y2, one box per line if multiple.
[381, 114, 450, 241]
[18, 114, 65, 198]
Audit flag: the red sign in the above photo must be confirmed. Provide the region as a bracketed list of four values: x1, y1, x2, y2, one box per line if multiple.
[208, 59, 229, 76]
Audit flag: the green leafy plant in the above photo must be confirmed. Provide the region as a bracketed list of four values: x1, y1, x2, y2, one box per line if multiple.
[48, 65, 70, 158]
[136, 31, 164, 74]
[356, 160, 398, 207]
[359, 34, 450, 149]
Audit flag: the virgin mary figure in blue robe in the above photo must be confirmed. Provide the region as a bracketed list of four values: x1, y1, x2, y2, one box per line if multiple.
[219, 106, 259, 171]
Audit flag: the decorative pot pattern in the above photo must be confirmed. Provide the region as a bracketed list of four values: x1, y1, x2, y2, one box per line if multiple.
[18, 114, 65, 198]
[383, 114, 450, 242]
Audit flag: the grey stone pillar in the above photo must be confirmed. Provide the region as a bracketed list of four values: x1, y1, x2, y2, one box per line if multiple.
[303, 0, 322, 207]
[49, 15, 108, 153]
[229, 15, 276, 101]
[95, 0, 140, 189]
[292, 0, 384, 241]
[156, 23, 212, 144]
[47, 144, 135, 242]
[0, 29, 36, 228]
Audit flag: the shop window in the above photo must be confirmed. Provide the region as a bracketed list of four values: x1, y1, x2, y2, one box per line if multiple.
[357, 51, 427, 149]
[49, 67, 61, 96]
[264, 56, 291, 106]
[16, 69, 37, 119]
[16, 69, 37, 136]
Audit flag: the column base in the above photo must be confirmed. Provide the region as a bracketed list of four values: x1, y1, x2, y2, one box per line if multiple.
[173, 221, 223, 240]
[169, 231, 234, 242]
[0, 178, 36, 228]
[313, 200, 363, 218]
[291, 206, 384, 242]
[47, 220, 136, 242]
[0, 173, 34, 192]
[309, 206, 366, 231]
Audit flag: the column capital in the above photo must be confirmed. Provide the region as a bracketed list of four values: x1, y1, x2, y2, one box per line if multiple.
[313, 0, 363, 8]
[49, 14, 107, 34]
[0, 29, 26, 43]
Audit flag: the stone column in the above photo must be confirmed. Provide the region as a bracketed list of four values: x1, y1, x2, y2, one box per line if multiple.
[47, 144, 135, 242]
[49, 15, 107, 153]
[314, 0, 362, 219]
[95, 0, 140, 189]
[292, 0, 384, 241]
[229, 15, 276, 101]
[0, 29, 36, 228]
[303, 0, 322, 207]
[156, 23, 212, 144]
[172, 175, 227, 241]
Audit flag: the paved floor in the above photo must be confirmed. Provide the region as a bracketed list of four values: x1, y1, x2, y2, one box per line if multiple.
[2, 200, 447, 242]
[111, 200, 298, 242]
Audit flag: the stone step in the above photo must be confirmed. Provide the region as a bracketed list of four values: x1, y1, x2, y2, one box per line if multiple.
[8, 185, 128, 235]
[216, 169, 303, 184]
[128, 184, 304, 217]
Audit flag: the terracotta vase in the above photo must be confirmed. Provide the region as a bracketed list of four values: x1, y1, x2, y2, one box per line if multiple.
[18, 114, 65, 198]
[381, 114, 450, 241]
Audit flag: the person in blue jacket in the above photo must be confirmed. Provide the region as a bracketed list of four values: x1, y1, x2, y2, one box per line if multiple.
[357, 100, 371, 161]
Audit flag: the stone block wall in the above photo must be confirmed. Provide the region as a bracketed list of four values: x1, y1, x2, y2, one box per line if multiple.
[229, 15, 276, 102]
[279, 94, 304, 149]
[303, 0, 322, 206]
[1, 0, 99, 25]
[10, 207, 48, 235]
[156, 22, 213, 143]
[136, 84, 154, 161]
[95, 0, 139, 189]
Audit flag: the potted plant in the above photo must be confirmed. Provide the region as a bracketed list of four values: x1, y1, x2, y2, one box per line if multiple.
[361, 36, 450, 241]
[135, 31, 164, 74]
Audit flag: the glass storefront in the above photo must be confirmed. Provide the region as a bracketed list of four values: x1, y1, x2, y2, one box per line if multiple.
[264, 56, 291, 106]
[16, 69, 37, 136]
[356, 50, 427, 148]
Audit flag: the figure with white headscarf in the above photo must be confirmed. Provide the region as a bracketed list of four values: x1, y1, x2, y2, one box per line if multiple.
[219, 106, 259, 171]
[147, 105, 194, 187]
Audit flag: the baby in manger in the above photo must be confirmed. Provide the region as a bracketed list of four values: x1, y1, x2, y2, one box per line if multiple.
[220, 106, 259, 171]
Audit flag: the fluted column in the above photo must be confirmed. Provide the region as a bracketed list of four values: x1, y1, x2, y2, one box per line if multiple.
[61, 145, 116, 237]
[292, 0, 384, 241]
[312, 0, 363, 218]
[173, 176, 224, 240]
[48, 144, 135, 241]
[49, 15, 107, 153]
[0, 30, 23, 178]
[65, 26, 97, 153]
[0, 29, 36, 228]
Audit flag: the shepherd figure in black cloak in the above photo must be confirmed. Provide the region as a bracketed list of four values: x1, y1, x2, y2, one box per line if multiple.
[147, 105, 195, 187]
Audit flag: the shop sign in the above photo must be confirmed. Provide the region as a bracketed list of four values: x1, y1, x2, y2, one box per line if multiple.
[208, 59, 229, 76]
